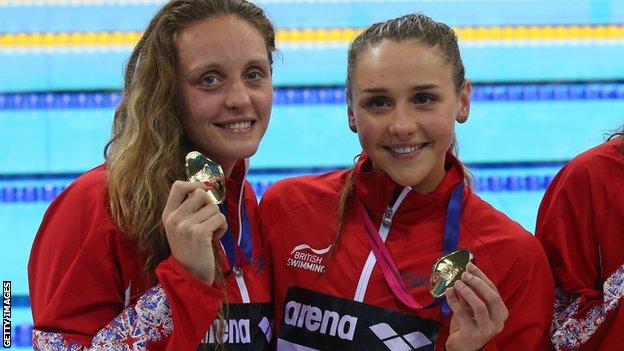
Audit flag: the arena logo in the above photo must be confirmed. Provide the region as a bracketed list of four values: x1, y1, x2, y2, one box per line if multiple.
[283, 300, 358, 341]
[369, 323, 432, 350]
[286, 243, 332, 273]
[203, 318, 252, 344]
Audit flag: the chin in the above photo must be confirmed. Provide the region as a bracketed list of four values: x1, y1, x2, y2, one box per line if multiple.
[231, 144, 260, 160]
[384, 172, 422, 187]
[391, 165, 436, 187]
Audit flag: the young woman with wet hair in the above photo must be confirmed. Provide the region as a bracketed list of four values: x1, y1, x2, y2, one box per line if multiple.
[29, 0, 276, 349]
[260, 13, 554, 351]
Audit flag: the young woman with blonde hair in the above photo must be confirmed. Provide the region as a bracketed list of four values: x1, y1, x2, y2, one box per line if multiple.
[29, 0, 276, 349]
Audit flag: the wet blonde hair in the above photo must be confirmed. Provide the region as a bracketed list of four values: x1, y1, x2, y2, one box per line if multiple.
[104, 0, 276, 279]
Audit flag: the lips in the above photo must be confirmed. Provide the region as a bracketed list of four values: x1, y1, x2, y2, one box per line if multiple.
[385, 142, 429, 153]
[214, 119, 256, 132]
[383, 142, 430, 158]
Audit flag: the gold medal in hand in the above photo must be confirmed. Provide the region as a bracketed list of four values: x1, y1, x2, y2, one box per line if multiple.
[430, 248, 474, 298]
[185, 151, 226, 205]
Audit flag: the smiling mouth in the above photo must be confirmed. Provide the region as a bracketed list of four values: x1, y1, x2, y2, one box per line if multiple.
[385, 143, 429, 154]
[214, 120, 255, 132]
[383, 143, 430, 158]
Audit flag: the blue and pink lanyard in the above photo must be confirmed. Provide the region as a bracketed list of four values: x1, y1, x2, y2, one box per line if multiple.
[356, 182, 464, 316]
[219, 201, 253, 271]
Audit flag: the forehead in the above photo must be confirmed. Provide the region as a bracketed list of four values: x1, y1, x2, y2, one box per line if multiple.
[175, 15, 269, 71]
[353, 40, 453, 89]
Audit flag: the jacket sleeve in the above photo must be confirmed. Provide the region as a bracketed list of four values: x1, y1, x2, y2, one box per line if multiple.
[536, 164, 624, 351]
[484, 234, 555, 351]
[29, 174, 223, 350]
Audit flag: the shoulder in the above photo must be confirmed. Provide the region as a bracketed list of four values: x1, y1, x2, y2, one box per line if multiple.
[557, 139, 623, 186]
[37, 165, 115, 242]
[460, 191, 551, 285]
[258, 169, 347, 224]
[462, 190, 531, 238]
[260, 169, 346, 209]
[569, 138, 622, 167]
[58, 164, 109, 205]
[536, 140, 624, 237]
[30, 164, 125, 284]
[541, 139, 624, 212]
[462, 190, 545, 260]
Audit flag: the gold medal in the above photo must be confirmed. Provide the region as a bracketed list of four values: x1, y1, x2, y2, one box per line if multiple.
[429, 248, 474, 298]
[184, 151, 226, 205]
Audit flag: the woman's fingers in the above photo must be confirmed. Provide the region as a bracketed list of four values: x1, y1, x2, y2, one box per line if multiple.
[165, 187, 215, 228]
[191, 212, 227, 242]
[163, 181, 209, 215]
[187, 198, 221, 224]
[462, 270, 509, 326]
[163, 181, 226, 249]
[466, 262, 498, 293]
[177, 187, 212, 214]
[185, 193, 226, 240]
[160, 180, 227, 285]
[445, 287, 475, 327]
[446, 265, 509, 351]
[172, 193, 226, 242]
[454, 280, 492, 328]
[453, 271, 508, 336]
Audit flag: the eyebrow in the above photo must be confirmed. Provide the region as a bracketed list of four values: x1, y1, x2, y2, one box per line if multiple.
[187, 58, 270, 76]
[360, 84, 441, 94]
[187, 62, 221, 76]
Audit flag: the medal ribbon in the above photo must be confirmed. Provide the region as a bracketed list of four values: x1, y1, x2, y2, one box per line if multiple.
[219, 200, 253, 271]
[357, 182, 464, 313]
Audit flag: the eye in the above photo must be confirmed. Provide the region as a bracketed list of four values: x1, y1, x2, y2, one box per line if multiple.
[367, 96, 390, 109]
[244, 69, 264, 81]
[413, 93, 435, 105]
[200, 74, 221, 87]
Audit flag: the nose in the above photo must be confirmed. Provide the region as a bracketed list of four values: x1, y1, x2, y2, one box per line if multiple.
[224, 79, 251, 110]
[388, 105, 418, 139]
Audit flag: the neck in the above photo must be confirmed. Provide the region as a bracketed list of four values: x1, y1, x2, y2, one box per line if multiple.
[411, 170, 446, 194]
[222, 160, 236, 178]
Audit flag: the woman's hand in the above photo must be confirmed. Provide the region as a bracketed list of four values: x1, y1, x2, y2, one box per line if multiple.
[445, 262, 509, 351]
[162, 181, 227, 285]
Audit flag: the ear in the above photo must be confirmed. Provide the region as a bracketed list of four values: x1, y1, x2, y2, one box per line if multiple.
[456, 79, 472, 124]
[347, 104, 357, 133]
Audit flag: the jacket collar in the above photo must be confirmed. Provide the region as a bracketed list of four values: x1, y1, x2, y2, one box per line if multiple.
[354, 151, 465, 223]
[224, 158, 249, 214]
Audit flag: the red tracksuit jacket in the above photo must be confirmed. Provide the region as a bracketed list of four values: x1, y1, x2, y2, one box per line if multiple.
[536, 138, 624, 351]
[28, 160, 271, 350]
[259, 152, 554, 350]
